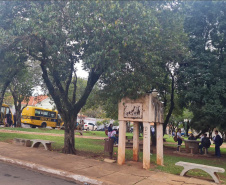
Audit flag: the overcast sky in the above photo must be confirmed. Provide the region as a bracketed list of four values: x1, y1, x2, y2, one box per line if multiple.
[75, 62, 88, 78]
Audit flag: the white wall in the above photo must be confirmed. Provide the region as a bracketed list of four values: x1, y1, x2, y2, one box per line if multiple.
[36, 98, 55, 110]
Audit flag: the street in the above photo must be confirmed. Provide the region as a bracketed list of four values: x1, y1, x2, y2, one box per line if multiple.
[0, 161, 78, 185]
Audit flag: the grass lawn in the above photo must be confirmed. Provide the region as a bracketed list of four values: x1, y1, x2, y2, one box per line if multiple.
[0, 131, 225, 183]
[151, 154, 226, 183]
[0, 132, 104, 153]
[164, 135, 226, 154]
[0, 127, 133, 138]
[0, 127, 65, 134]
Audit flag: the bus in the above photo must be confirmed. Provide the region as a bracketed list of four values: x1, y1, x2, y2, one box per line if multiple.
[0, 104, 14, 126]
[21, 106, 63, 129]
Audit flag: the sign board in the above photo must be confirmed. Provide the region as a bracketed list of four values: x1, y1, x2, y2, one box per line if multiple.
[123, 103, 142, 119]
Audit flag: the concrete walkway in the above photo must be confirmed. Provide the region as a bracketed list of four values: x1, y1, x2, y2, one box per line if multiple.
[0, 142, 217, 185]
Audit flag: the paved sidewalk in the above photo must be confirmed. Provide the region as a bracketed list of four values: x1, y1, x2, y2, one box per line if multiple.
[0, 142, 216, 185]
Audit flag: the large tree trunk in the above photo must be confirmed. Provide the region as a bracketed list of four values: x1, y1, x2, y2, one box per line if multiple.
[163, 74, 175, 135]
[12, 98, 24, 127]
[16, 110, 22, 127]
[186, 121, 190, 136]
[0, 69, 19, 111]
[0, 79, 12, 111]
[63, 114, 77, 154]
[39, 50, 101, 155]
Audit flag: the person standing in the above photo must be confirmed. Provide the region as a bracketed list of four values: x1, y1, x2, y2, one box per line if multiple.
[214, 130, 222, 157]
[177, 129, 183, 151]
[81, 120, 84, 130]
[110, 128, 118, 145]
[13, 113, 17, 127]
[108, 124, 113, 138]
[6, 113, 12, 127]
[199, 133, 204, 154]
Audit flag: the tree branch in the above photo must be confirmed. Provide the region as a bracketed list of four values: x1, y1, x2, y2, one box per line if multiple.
[40, 61, 64, 112]
[72, 73, 77, 105]
[163, 72, 175, 134]
[75, 69, 101, 112]
[65, 59, 74, 98]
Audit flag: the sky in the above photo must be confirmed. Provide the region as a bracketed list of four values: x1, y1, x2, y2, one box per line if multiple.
[75, 62, 88, 79]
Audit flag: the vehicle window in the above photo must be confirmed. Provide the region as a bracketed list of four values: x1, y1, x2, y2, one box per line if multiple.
[5, 107, 10, 114]
[42, 111, 49, 117]
[35, 109, 41, 116]
[1, 107, 5, 114]
[50, 112, 56, 118]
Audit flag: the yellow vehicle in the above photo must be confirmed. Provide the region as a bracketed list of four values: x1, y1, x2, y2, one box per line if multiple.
[0, 104, 14, 126]
[21, 106, 63, 128]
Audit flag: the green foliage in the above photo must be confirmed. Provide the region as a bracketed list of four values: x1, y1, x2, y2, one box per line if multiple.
[0, 1, 29, 109]
[99, 2, 188, 122]
[97, 119, 110, 126]
[96, 121, 102, 126]
[113, 120, 119, 126]
[177, 1, 226, 132]
[0, 1, 164, 152]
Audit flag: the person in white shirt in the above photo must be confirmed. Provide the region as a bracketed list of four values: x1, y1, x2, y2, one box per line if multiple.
[107, 124, 113, 138]
[111, 129, 118, 145]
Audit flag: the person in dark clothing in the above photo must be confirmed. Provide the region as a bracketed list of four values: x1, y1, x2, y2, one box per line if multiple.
[214, 130, 221, 157]
[200, 134, 211, 154]
[188, 133, 196, 140]
[6, 113, 12, 127]
[177, 129, 183, 151]
[13, 113, 17, 127]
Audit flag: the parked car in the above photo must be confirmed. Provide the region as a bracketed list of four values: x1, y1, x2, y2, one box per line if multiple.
[97, 127, 105, 131]
[113, 126, 119, 130]
[84, 123, 97, 131]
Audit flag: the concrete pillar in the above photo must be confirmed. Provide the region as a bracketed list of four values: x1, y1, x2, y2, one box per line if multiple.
[118, 120, 126, 165]
[133, 122, 139, 162]
[143, 122, 150, 169]
[156, 122, 164, 166]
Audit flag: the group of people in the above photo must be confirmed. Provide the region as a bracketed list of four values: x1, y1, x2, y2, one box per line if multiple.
[176, 129, 223, 157]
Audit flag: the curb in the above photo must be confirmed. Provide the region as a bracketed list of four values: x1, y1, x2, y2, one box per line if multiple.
[0, 155, 102, 185]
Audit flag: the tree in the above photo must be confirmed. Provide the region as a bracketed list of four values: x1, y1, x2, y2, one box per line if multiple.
[4, 1, 159, 154]
[177, 1, 226, 133]
[99, 2, 188, 136]
[0, 1, 29, 111]
[9, 63, 40, 127]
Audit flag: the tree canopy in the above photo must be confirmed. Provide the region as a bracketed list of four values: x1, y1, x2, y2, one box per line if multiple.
[177, 1, 226, 133]
[0, 1, 161, 153]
